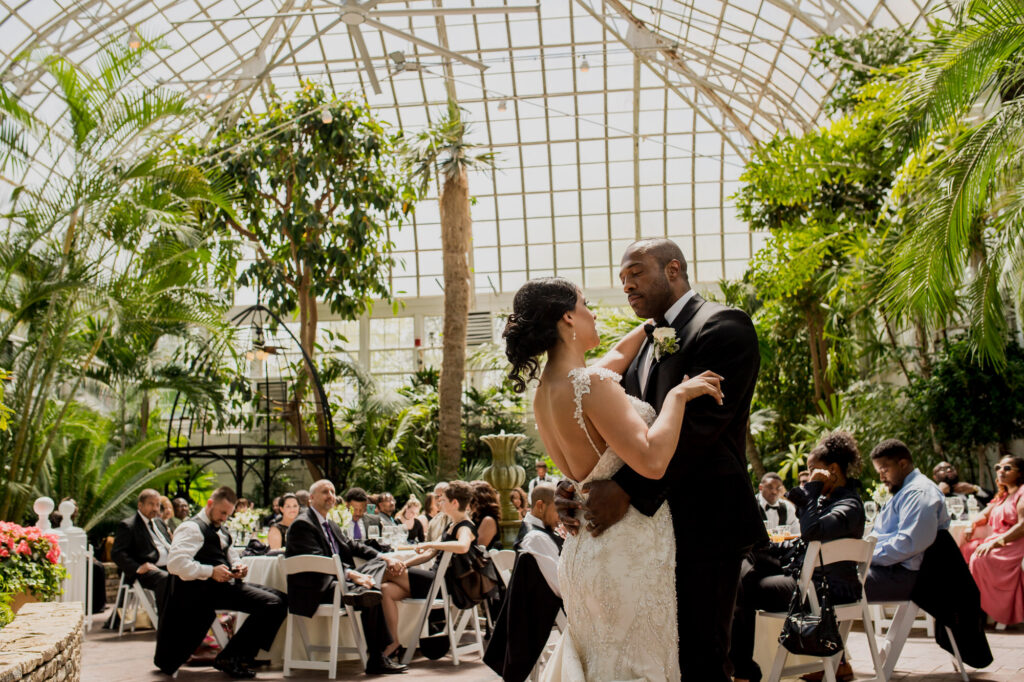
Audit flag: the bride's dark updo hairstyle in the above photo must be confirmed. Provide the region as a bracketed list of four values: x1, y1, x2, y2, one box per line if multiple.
[503, 277, 579, 393]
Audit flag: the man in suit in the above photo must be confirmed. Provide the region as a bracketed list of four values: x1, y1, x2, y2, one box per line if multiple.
[375, 492, 399, 526]
[343, 487, 384, 541]
[154, 486, 287, 679]
[513, 483, 562, 598]
[112, 488, 173, 609]
[757, 472, 798, 534]
[286, 479, 407, 675]
[557, 238, 764, 680]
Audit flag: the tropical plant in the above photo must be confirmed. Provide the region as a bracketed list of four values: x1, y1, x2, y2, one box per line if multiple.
[887, 0, 1024, 366]
[0, 39, 231, 521]
[196, 83, 415, 478]
[404, 100, 496, 480]
[0, 521, 67, 601]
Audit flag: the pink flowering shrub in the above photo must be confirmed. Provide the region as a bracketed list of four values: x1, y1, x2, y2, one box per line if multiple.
[0, 521, 68, 605]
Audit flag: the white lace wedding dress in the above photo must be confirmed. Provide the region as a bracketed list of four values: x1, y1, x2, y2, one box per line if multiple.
[542, 367, 680, 682]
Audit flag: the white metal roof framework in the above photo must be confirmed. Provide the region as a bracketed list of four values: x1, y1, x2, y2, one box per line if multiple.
[2, 0, 936, 307]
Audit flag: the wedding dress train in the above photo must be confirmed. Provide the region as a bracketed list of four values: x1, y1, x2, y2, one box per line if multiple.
[542, 367, 680, 682]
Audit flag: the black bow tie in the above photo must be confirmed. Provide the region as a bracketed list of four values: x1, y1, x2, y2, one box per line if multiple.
[644, 319, 670, 343]
[764, 504, 780, 511]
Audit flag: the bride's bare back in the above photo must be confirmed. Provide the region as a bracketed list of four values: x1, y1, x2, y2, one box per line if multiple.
[533, 370, 607, 482]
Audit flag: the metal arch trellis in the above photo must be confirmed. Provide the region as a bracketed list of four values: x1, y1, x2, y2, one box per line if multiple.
[164, 303, 352, 505]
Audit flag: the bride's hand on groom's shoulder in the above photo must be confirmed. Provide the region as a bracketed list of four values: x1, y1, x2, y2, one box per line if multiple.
[674, 370, 725, 405]
[555, 480, 582, 535]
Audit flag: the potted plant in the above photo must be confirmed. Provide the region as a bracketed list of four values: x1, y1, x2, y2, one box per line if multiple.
[0, 521, 67, 613]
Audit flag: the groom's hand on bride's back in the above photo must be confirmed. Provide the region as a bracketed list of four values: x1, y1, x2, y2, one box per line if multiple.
[555, 480, 582, 535]
[581, 480, 631, 537]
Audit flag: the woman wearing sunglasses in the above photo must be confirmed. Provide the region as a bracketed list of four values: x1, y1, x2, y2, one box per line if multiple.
[961, 455, 1024, 626]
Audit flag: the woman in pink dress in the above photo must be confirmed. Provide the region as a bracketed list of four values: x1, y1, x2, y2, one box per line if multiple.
[961, 455, 1024, 625]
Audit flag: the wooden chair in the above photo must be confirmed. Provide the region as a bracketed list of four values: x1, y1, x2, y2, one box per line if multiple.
[282, 554, 368, 678]
[762, 537, 884, 682]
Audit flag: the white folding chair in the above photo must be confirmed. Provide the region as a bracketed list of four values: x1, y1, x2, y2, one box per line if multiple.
[876, 601, 969, 681]
[528, 607, 567, 682]
[210, 610, 233, 649]
[396, 551, 484, 665]
[115, 574, 160, 636]
[871, 602, 934, 636]
[490, 549, 516, 587]
[763, 538, 884, 682]
[282, 554, 368, 678]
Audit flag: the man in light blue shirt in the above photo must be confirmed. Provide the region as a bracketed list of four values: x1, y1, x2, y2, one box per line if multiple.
[866, 439, 950, 601]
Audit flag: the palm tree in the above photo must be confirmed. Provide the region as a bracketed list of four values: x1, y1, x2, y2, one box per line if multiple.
[0, 37, 231, 520]
[404, 101, 495, 480]
[887, 0, 1024, 365]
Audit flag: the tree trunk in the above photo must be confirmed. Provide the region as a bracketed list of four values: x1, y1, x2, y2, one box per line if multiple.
[294, 276, 325, 481]
[746, 419, 766, 480]
[805, 305, 833, 409]
[437, 169, 471, 481]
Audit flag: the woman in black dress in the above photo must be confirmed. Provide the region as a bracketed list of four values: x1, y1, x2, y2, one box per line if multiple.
[471, 480, 502, 551]
[397, 497, 425, 544]
[380, 481, 478, 657]
[267, 493, 300, 550]
[730, 431, 866, 682]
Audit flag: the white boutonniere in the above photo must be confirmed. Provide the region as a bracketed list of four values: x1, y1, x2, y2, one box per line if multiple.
[651, 326, 679, 361]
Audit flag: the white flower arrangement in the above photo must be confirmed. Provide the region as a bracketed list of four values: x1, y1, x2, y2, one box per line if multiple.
[870, 483, 891, 508]
[226, 508, 260, 534]
[327, 504, 353, 528]
[651, 326, 679, 361]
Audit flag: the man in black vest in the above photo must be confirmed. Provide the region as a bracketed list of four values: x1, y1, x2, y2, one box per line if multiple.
[112, 488, 173, 610]
[757, 472, 797, 533]
[285, 479, 407, 675]
[513, 483, 562, 597]
[154, 486, 287, 679]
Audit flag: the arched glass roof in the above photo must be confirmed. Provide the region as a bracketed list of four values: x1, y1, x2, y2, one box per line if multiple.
[2, 0, 938, 304]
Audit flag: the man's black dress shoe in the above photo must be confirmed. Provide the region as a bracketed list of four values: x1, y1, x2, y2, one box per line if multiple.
[343, 587, 383, 608]
[212, 656, 258, 679]
[364, 654, 407, 674]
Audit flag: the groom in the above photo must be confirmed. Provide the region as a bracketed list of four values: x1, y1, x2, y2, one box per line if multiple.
[558, 238, 766, 680]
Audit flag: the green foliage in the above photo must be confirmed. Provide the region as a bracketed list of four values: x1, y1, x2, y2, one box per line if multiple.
[198, 82, 414, 325]
[403, 99, 496, 189]
[815, 29, 921, 116]
[0, 590, 12, 629]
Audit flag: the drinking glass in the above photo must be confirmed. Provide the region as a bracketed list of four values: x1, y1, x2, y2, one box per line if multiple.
[368, 525, 381, 540]
[864, 501, 878, 524]
[948, 497, 965, 520]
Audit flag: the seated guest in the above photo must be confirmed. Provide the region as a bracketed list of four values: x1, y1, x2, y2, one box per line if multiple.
[425, 483, 450, 542]
[730, 431, 865, 682]
[158, 496, 175, 534]
[267, 493, 300, 550]
[933, 461, 993, 507]
[397, 497, 425, 544]
[263, 496, 282, 527]
[344, 487, 383, 540]
[514, 483, 562, 597]
[295, 489, 310, 510]
[798, 470, 811, 485]
[865, 439, 949, 602]
[376, 492, 399, 526]
[234, 497, 252, 514]
[170, 497, 190, 533]
[155, 486, 287, 679]
[509, 487, 529, 520]
[471, 480, 503, 551]
[380, 481, 478, 653]
[757, 472, 798, 534]
[112, 488, 174, 610]
[961, 455, 1024, 626]
[285, 479, 408, 675]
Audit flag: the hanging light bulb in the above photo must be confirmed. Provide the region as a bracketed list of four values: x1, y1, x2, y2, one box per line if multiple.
[497, 99, 507, 112]
[128, 27, 142, 50]
[580, 56, 591, 73]
[321, 108, 333, 124]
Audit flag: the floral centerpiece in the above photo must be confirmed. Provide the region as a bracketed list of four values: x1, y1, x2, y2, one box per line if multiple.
[327, 504, 353, 529]
[225, 509, 261, 544]
[868, 481, 892, 508]
[0, 521, 68, 618]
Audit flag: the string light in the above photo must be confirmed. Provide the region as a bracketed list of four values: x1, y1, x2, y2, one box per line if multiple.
[321, 108, 333, 124]
[579, 56, 590, 73]
[128, 27, 142, 50]
[497, 98, 507, 112]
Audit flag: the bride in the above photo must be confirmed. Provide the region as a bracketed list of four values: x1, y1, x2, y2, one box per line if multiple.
[503, 277, 723, 682]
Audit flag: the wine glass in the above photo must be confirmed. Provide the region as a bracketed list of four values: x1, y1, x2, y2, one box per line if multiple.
[948, 496, 965, 521]
[864, 501, 878, 524]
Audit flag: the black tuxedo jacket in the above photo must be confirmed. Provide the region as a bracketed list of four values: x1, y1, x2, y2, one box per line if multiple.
[111, 513, 171, 583]
[615, 293, 767, 554]
[285, 507, 380, 617]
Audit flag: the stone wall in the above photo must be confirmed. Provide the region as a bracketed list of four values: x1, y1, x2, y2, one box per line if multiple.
[0, 602, 83, 682]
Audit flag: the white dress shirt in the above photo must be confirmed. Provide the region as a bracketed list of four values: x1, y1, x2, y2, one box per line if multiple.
[528, 475, 560, 493]
[167, 509, 240, 581]
[141, 512, 171, 567]
[518, 512, 561, 598]
[757, 493, 797, 532]
[639, 288, 696, 394]
[345, 516, 369, 540]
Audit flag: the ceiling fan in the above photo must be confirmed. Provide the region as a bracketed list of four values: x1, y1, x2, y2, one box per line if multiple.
[387, 51, 424, 76]
[176, 1, 540, 95]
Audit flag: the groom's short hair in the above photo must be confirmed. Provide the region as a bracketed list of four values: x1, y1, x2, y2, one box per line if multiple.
[530, 484, 555, 507]
[627, 238, 688, 282]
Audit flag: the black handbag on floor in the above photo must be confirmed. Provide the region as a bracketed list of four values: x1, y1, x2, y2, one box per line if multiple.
[778, 553, 843, 657]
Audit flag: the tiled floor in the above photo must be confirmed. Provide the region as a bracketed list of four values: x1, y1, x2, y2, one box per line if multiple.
[81, 611, 1024, 681]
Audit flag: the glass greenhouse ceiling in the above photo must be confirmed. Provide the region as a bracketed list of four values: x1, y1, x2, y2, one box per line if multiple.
[2, 0, 936, 306]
